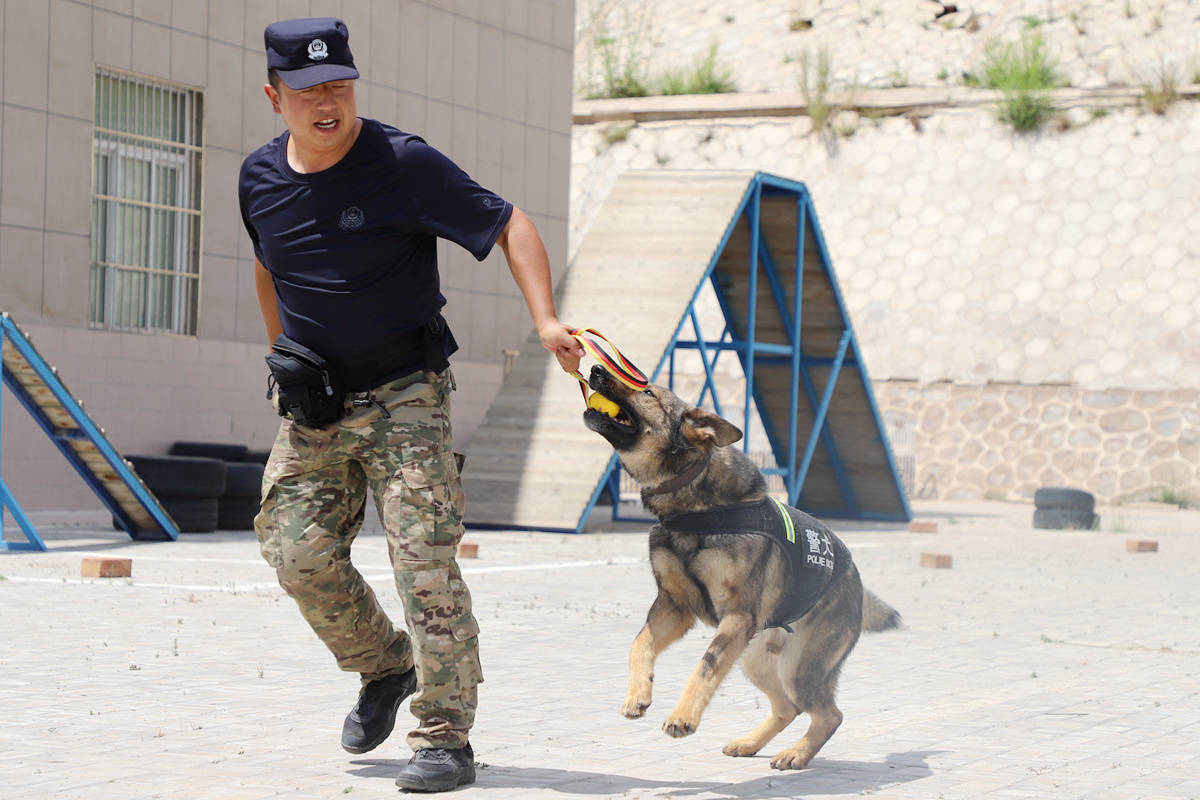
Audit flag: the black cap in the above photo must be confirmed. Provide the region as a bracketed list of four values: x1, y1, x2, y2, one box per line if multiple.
[265, 17, 359, 90]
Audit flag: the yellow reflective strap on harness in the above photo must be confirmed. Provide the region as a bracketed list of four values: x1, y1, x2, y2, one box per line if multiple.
[769, 495, 796, 543]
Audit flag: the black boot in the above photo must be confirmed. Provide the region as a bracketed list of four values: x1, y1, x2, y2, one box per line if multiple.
[394, 743, 476, 793]
[340, 668, 417, 754]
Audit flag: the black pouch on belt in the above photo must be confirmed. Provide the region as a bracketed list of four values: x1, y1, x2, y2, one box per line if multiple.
[265, 335, 346, 427]
[419, 313, 451, 373]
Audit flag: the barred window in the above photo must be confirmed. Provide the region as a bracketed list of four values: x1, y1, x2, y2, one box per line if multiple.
[90, 69, 203, 335]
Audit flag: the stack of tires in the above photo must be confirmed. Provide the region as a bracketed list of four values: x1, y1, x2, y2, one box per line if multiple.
[168, 442, 267, 531]
[124, 454, 227, 533]
[1033, 487, 1099, 530]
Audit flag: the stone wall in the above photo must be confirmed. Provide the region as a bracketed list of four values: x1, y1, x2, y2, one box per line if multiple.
[875, 381, 1200, 505]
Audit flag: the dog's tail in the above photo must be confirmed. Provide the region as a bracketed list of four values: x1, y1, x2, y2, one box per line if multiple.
[861, 589, 902, 632]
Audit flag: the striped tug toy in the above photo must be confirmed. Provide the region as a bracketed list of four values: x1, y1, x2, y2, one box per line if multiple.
[567, 328, 649, 417]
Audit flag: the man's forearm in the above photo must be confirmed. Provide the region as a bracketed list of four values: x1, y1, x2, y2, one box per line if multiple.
[499, 207, 559, 332]
[254, 257, 283, 344]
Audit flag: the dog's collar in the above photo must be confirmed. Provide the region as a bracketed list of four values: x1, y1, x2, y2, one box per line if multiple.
[641, 459, 707, 497]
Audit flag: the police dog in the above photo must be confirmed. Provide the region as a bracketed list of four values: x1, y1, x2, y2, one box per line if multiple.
[583, 364, 900, 770]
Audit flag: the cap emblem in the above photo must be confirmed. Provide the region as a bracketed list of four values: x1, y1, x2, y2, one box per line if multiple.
[307, 39, 329, 61]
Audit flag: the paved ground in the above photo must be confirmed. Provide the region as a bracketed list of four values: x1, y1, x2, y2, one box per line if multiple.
[2, 499, 1198, 800]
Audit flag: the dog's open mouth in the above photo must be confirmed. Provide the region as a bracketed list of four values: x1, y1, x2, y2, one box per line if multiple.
[584, 391, 636, 432]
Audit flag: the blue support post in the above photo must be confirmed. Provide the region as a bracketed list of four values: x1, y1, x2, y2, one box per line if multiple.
[0, 322, 48, 551]
[786, 196, 807, 504]
[743, 179, 761, 453]
[793, 329, 851, 505]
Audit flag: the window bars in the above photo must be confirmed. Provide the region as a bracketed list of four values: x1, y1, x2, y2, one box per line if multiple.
[90, 68, 203, 335]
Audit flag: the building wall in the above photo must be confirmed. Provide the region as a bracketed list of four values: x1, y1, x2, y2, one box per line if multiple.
[0, 0, 575, 512]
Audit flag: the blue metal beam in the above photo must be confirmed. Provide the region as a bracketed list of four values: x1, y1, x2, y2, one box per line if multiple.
[794, 330, 853, 509]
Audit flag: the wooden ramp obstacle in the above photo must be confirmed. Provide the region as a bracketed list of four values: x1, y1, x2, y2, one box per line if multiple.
[463, 171, 909, 532]
[1, 313, 178, 550]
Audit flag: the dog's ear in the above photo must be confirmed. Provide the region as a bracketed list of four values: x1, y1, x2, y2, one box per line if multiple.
[682, 407, 742, 448]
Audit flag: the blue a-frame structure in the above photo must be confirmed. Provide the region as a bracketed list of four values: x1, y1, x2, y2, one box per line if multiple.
[587, 173, 910, 525]
[1, 313, 178, 550]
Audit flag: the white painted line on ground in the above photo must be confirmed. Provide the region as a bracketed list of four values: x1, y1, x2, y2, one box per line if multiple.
[1, 575, 280, 593]
[0, 556, 648, 594]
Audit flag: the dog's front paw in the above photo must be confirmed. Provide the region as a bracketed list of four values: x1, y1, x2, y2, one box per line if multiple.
[621, 698, 650, 719]
[770, 746, 815, 770]
[722, 738, 761, 757]
[662, 714, 698, 738]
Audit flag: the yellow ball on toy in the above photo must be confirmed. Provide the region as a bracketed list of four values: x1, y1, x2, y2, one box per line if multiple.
[587, 391, 621, 418]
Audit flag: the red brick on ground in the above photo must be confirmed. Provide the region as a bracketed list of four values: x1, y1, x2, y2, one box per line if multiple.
[1126, 539, 1158, 552]
[909, 520, 939, 533]
[81, 557, 132, 578]
[920, 552, 953, 568]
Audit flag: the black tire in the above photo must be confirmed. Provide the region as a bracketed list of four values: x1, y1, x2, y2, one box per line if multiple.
[126, 455, 226, 498]
[218, 495, 262, 530]
[161, 495, 220, 533]
[169, 441, 249, 462]
[223, 462, 265, 497]
[1033, 507, 1099, 530]
[242, 449, 272, 465]
[1034, 487, 1095, 513]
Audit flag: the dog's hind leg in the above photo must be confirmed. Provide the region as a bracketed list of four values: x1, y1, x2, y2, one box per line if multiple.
[662, 611, 755, 738]
[722, 631, 798, 757]
[770, 589, 862, 769]
[624, 594, 694, 719]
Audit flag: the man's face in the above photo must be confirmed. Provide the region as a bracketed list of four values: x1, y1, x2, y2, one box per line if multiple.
[266, 79, 358, 158]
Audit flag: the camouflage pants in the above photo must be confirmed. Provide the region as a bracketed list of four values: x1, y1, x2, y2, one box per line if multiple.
[254, 368, 481, 750]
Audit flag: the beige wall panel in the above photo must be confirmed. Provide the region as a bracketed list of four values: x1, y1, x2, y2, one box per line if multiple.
[450, 106, 478, 174]
[172, 0, 208, 35]
[131, 18, 172, 78]
[0, 226, 45, 317]
[170, 29, 209, 88]
[198, 253, 238, 340]
[1, 107, 47, 230]
[3, 0, 50, 110]
[396, 3, 429, 95]
[476, 26, 505, 118]
[452, 15, 480, 107]
[207, 0, 244, 45]
[242, 0, 279, 52]
[92, 9, 133, 72]
[44, 118, 93, 237]
[48, 0, 95, 121]
[40, 231, 89, 323]
[203, 147, 244, 259]
[132, 0, 172, 26]
[206, 40, 246, 152]
[425, 7, 455, 101]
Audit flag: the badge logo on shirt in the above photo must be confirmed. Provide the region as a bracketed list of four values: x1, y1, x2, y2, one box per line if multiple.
[337, 206, 365, 230]
[307, 39, 329, 61]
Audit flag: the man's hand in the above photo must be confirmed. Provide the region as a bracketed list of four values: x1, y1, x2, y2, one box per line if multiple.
[539, 321, 585, 374]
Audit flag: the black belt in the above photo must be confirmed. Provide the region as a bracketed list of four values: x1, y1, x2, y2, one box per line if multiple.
[338, 314, 448, 390]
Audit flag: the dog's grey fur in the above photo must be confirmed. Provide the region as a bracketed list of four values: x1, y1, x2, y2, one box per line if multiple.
[584, 365, 900, 769]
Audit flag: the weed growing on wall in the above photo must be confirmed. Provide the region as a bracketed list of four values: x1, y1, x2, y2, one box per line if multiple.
[976, 31, 1062, 132]
[579, 1, 652, 99]
[660, 41, 737, 95]
[1139, 57, 1181, 114]
[799, 47, 835, 132]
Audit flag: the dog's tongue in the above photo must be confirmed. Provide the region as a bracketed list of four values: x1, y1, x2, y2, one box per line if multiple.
[587, 392, 621, 418]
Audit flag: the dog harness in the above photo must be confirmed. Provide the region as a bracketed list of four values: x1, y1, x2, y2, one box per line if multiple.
[662, 497, 852, 631]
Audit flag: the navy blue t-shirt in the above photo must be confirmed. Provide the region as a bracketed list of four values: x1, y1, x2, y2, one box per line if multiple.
[238, 117, 513, 377]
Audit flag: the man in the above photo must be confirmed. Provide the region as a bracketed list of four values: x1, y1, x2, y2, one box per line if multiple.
[239, 18, 583, 793]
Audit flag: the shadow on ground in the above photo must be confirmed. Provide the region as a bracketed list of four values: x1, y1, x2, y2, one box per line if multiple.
[348, 750, 939, 796]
